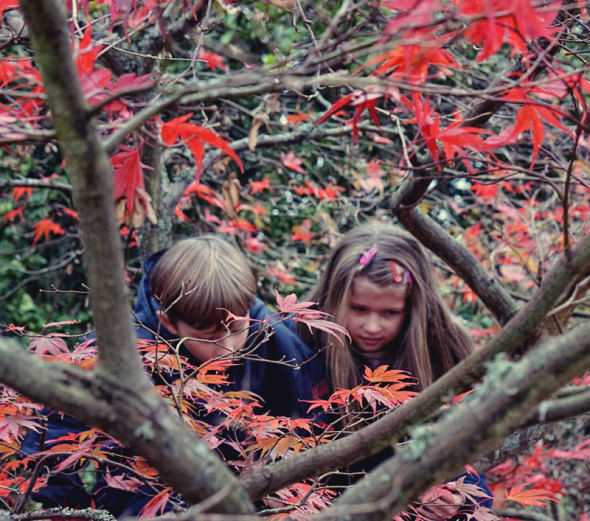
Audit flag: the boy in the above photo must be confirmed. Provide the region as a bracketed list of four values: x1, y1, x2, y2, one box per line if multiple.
[21, 235, 328, 515]
[135, 234, 328, 419]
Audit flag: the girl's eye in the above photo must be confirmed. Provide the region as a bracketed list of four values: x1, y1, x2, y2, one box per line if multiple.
[350, 305, 366, 313]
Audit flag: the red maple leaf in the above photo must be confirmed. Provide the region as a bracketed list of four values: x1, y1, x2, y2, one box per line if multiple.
[275, 290, 350, 344]
[0, 414, 41, 443]
[182, 181, 224, 208]
[75, 25, 102, 75]
[365, 42, 457, 82]
[244, 235, 268, 254]
[267, 263, 296, 284]
[472, 182, 498, 200]
[460, 0, 560, 62]
[103, 468, 144, 492]
[280, 150, 306, 174]
[505, 484, 558, 507]
[112, 145, 147, 220]
[286, 113, 311, 125]
[161, 113, 244, 182]
[403, 93, 489, 167]
[31, 218, 65, 245]
[28, 335, 70, 357]
[483, 84, 572, 168]
[363, 365, 414, 384]
[61, 207, 79, 220]
[198, 48, 227, 71]
[230, 217, 258, 233]
[247, 178, 272, 194]
[315, 86, 400, 142]
[12, 186, 33, 201]
[139, 488, 172, 519]
[2, 206, 24, 222]
[291, 218, 317, 245]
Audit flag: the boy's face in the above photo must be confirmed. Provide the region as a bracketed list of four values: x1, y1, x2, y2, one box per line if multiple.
[163, 316, 249, 363]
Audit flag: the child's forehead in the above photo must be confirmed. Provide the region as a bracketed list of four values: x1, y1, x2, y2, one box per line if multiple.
[352, 275, 408, 298]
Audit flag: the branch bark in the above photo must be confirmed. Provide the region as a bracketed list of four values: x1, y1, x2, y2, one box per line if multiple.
[13, 0, 256, 513]
[397, 206, 519, 325]
[323, 320, 590, 521]
[240, 232, 590, 499]
[0, 335, 255, 514]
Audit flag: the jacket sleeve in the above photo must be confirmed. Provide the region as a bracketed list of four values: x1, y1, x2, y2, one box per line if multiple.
[261, 320, 330, 419]
[459, 471, 494, 508]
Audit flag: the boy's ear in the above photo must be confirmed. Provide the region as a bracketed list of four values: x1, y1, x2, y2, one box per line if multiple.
[157, 311, 177, 334]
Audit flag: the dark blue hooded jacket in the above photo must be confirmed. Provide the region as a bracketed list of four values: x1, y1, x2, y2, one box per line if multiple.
[132, 249, 329, 418]
[21, 248, 329, 516]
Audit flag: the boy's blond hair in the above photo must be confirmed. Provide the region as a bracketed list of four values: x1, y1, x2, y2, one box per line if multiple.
[149, 235, 256, 329]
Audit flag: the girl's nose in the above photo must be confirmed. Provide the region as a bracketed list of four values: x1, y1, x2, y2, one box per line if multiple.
[364, 314, 382, 333]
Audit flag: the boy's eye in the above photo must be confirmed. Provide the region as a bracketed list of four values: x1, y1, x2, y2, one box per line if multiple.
[230, 323, 247, 334]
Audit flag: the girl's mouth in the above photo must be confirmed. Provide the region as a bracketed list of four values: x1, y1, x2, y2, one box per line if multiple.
[359, 336, 381, 345]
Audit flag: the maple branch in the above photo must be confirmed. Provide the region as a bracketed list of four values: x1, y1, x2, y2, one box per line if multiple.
[87, 82, 158, 117]
[323, 321, 590, 521]
[103, 72, 274, 153]
[103, 66, 525, 154]
[492, 509, 554, 521]
[396, 206, 519, 325]
[7, 508, 116, 521]
[0, 335, 255, 514]
[0, 249, 84, 302]
[530, 386, 590, 424]
[0, 129, 56, 145]
[199, 122, 355, 182]
[241, 232, 590, 499]
[0, 178, 71, 194]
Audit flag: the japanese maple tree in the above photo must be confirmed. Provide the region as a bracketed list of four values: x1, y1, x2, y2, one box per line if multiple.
[0, 0, 589, 520]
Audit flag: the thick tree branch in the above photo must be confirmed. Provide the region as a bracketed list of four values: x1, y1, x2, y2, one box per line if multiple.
[240, 233, 590, 499]
[397, 206, 519, 325]
[0, 178, 72, 194]
[0, 336, 255, 514]
[325, 321, 590, 521]
[13, 0, 256, 513]
[18, 0, 144, 380]
[530, 387, 590, 425]
[8, 507, 115, 521]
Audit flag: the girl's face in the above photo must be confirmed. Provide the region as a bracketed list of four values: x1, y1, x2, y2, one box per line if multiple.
[346, 276, 407, 355]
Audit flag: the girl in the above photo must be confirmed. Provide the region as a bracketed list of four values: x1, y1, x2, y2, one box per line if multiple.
[300, 221, 473, 397]
[299, 222, 493, 517]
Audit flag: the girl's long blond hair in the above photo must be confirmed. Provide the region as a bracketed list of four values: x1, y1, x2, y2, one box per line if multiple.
[299, 222, 473, 393]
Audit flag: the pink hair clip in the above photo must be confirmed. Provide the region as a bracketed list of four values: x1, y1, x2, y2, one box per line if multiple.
[390, 261, 413, 284]
[390, 260, 404, 282]
[360, 247, 379, 265]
